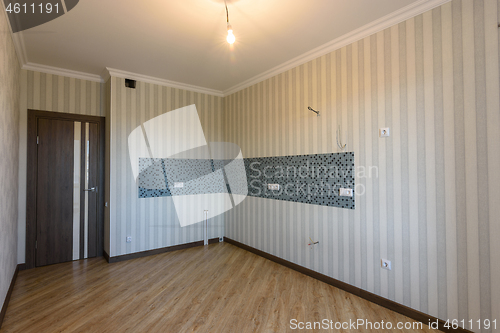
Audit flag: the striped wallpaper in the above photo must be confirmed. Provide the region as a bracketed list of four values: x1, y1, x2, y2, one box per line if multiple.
[17, 70, 104, 263]
[108, 77, 225, 257]
[223, 0, 500, 330]
[0, 7, 21, 315]
[24, 70, 103, 116]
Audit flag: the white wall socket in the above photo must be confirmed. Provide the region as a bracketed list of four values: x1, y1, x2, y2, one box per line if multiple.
[174, 182, 184, 188]
[379, 128, 390, 137]
[268, 184, 280, 191]
[339, 188, 353, 197]
[126, 236, 132, 243]
[381, 259, 391, 270]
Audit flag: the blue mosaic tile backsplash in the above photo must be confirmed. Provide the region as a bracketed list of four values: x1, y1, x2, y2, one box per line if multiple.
[244, 152, 355, 209]
[138, 152, 355, 209]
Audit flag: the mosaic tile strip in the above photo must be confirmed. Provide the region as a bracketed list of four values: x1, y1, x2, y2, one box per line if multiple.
[138, 158, 228, 198]
[243, 152, 355, 209]
[138, 152, 355, 209]
[138, 158, 170, 198]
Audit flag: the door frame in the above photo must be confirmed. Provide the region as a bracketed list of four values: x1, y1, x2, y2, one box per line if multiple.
[26, 109, 105, 269]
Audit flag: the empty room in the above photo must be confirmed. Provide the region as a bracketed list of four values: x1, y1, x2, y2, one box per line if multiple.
[0, 0, 499, 332]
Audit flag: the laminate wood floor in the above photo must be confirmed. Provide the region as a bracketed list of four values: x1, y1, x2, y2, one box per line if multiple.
[1, 243, 439, 332]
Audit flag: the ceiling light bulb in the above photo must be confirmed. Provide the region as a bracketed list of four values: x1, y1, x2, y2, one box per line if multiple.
[227, 30, 235, 44]
[226, 23, 235, 44]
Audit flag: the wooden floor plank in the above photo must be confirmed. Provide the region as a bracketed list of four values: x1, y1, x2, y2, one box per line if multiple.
[1, 243, 439, 332]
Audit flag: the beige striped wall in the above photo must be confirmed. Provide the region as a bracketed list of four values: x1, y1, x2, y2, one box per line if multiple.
[17, 70, 104, 263]
[108, 77, 225, 257]
[0, 7, 21, 315]
[23, 70, 103, 116]
[223, 0, 500, 330]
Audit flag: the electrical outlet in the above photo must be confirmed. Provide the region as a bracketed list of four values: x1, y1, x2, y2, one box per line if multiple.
[379, 128, 390, 138]
[126, 236, 132, 243]
[339, 188, 353, 197]
[174, 182, 184, 188]
[381, 259, 391, 270]
[267, 184, 280, 191]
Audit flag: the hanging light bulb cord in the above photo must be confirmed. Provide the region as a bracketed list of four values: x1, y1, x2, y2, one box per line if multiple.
[225, 0, 229, 23]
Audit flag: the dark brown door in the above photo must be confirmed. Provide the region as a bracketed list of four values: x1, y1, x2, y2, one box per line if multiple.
[36, 118, 100, 267]
[36, 119, 74, 266]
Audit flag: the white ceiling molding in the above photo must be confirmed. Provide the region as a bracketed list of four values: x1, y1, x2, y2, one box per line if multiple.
[101, 68, 111, 83]
[10, 33, 28, 67]
[105, 68, 224, 98]
[22, 62, 103, 82]
[222, 0, 450, 96]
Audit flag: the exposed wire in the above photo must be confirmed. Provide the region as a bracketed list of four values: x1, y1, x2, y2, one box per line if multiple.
[308, 237, 319, 246]
[336, 126, 346, 150]
[307, 106, 320, 116]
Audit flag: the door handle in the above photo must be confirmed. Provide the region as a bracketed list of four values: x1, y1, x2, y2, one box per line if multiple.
[84, 187, 96, 192]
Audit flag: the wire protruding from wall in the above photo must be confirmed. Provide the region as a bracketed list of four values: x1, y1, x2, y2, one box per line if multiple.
[307, 106, 320, 116]
[336, 125, 346, 151]
[308, 237, 319, 246]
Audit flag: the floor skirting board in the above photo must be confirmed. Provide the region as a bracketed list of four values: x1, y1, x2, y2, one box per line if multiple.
[105, 238, 220, 263]
[0, 264, 22, 330]
[223, 237, 472, 333]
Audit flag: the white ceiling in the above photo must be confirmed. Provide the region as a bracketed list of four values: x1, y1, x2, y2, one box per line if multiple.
[16, 0, 434, 93]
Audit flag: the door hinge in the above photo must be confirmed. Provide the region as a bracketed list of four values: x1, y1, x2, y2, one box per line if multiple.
[37, 136, 39, 145]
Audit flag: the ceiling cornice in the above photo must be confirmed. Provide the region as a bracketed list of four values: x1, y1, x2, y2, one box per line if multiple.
[10, 33, 28, 67]
[104, 68, 225, 98]
[222, 0, 451, 96]
[22, 63, 103, 82]
[101, 67, 111, 83]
